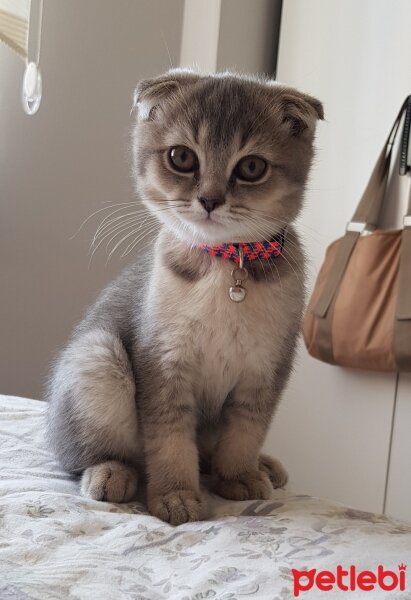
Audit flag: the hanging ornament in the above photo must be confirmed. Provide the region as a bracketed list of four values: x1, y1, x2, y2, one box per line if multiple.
[22, 60, 42, 114]
[22, 0, 43, 115]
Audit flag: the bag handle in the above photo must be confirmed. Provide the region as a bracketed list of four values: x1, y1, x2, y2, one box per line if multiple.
[399, 95, 411, 175]
[393, 182, 411, 370]
[314, 97, 410, 321]
[350, 96, 409, 230]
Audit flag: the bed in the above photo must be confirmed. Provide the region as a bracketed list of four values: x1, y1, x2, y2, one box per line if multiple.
[1, 395, 410, 600]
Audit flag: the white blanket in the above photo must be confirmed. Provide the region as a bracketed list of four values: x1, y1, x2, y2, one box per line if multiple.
[1, 395, 410, 600]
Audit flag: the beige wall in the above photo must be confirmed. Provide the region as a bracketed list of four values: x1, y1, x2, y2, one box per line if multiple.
[217, 0, 281, 75]
[1, 0, 280, 399]
[0, 0, 184, 398]
[180, 0, 281, 75]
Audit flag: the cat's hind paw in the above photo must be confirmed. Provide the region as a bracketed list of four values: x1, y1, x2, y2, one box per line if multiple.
[214, 469, 273, 501]
[259, 453, 288, 489]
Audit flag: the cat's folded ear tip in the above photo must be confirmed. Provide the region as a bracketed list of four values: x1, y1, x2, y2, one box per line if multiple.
[297, 92, 324, 121]
[265, 80, 324, 121]
[312, 98, 325, 121]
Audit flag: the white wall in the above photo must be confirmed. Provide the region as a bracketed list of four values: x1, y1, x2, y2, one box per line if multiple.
[385, 373, 411, 521]
[0, 0, 184, 398]
[264, 0, 411, 515]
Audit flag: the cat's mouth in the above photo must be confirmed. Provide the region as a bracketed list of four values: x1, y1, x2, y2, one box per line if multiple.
[179, 211, 230, 231]
[173, 210, 246, 244]
[152, 202, 249, 244]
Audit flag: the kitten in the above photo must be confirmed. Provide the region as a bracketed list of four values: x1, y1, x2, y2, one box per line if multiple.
[47, 69, 323, 525]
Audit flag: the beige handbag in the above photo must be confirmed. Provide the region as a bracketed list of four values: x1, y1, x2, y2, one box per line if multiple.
[303, 97, 411, 372]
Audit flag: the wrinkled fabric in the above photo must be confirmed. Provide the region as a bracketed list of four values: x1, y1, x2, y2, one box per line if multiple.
[1, 395, 411, 600]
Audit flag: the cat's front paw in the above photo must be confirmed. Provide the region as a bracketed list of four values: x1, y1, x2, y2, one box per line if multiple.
[81, 461, 138, 503]
[148, 489, 208, 526]
[214, 469, 273, 501]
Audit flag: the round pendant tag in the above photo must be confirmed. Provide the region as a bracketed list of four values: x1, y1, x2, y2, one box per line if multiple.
[22, 62, 42, 115]
[229, 285, 247, 302]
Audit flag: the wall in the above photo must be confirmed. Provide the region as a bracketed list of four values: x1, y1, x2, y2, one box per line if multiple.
[5, 0, 408, 518]
[180, 0, 281, 75]
[216, 0, 281, 75]
[1, 0, 282, 399]
[264, 0, 411, 515]
[0, 0, 184, 398]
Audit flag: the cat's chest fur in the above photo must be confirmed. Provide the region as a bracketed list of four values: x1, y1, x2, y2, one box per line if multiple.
[143, 246, 299, 417]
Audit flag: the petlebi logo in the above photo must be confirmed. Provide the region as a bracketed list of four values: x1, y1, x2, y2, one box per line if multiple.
[292, 564, 407, 597]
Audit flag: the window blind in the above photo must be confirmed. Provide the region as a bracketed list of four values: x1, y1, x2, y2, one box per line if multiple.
[0, 0, 30, 59]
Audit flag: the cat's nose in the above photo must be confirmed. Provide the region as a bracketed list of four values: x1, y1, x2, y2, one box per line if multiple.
[198, 196, 225, 213]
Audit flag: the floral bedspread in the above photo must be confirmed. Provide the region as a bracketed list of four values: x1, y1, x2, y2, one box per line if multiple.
[1, 395, 411, 600]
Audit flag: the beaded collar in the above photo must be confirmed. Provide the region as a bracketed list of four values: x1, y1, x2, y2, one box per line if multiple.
[199, 230, 286, 264]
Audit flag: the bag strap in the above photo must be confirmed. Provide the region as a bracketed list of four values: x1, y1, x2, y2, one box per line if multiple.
[396, 186, 411, 320]
[314, 97, 410, 322]
[399, 96, 411, 175]
[394, 184, 411, 370]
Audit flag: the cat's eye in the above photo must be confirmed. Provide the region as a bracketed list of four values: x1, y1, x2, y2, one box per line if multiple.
[234, 155, 267, 182]
[168, 146, 198, 173]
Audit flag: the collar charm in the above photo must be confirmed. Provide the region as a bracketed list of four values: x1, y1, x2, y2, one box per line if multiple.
[199, 231, 286, 303]
[229, 246, 248, 303]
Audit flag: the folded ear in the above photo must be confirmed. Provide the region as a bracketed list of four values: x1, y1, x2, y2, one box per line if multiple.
[280, 89, 324, 136]
[133, 69, 201, 121]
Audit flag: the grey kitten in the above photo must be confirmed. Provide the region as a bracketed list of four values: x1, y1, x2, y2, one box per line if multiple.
[47, 69, 323, 525]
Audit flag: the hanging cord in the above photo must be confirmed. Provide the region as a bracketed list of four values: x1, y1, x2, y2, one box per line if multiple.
[27, 0, 44, 66]
[22, 0, 44, 115]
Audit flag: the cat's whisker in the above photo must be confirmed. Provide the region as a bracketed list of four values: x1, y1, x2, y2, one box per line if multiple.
[120, 222, 161, 258]
[235, 220, 279, 286]
[91, 218, 156, 256]
[89, 220, 143, 262]
[252, 226, 307, 272]
[269, 256, 284, 295]
[240, 217, 305, 286]
[257, 256, 268, 283]
[91, 207, 189, 261]
[91, 205, 180, 250]
[235, 212, 311, 258]
[91, 211, 158, 245]
[160, 30, 174, 70]
[106, 223, 158, 263]
[125, 227, 159, 259]
[105, 212, 158, 252]
[92, 206, 144, 241]
[119, 220, 160, 257]
[92, 213, 145, 247]
[82, 200, 186, 246]
[233, 207, 328, 242]
[70, 202, 140, 240]
[92, 209, 162, 243]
